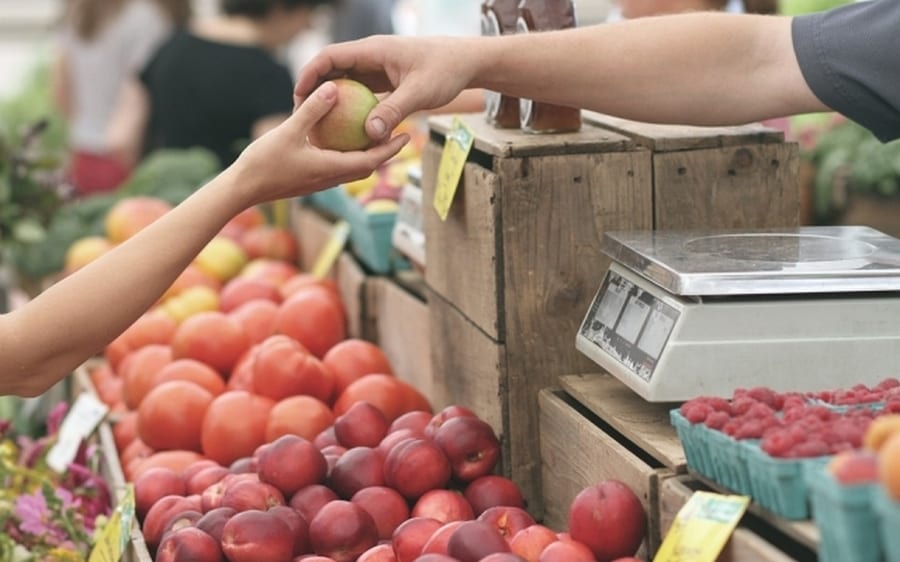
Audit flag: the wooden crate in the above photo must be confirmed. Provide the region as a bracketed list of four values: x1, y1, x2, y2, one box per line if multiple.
[367, 272, 433, 398]
[291, 201, 373, 339]
[659, 476, 815, 562]
[422, 113, 799, 517]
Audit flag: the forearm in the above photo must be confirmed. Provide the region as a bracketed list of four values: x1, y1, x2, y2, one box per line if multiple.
[471, 13, 825, 126]
[0, 167, 250, 396]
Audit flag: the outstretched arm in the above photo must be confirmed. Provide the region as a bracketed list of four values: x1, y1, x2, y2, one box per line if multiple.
[0, 82, 409, 397]
[295, 13, 826, 142]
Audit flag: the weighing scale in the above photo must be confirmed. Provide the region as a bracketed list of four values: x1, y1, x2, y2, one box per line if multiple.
[392, 165, 426, 270]
[576, 226, 900, 402]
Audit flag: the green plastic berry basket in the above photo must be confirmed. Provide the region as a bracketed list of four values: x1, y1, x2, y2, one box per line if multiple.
[670, 410, 716, 479]
[305, 186, 348, 218]
[875, 488, 900, 562]
[807, 465, 882, 562]
[742, 442, 830, 520]
[706, 429, 755, 495]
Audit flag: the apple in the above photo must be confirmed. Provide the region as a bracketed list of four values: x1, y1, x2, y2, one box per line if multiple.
[334, 401, 390, 448]
[412, 489, 475, 524]
[509, 525, 557, 562]
[222, 509, 295, 562]
[433, 417, 501, 482]
[290, 484, 339, 524]
[391, 517, 443, 562]
[351, 486, 410, 540]
[156, 526, 224, 562]
[308, 79, 379, 152]
[568, 481, 646, 562]
[134, 467, 186, 520]
[195, 507, 236, 543]
[477, 506, 535, 543]
[329, 446, 386, 499]
[424, 406, 478, 439]
[309, 500, 379, 562]
[258, 435, 328, 496]
[464, 475, 524, 516]
[383, 438, 452, 499]
[447, 521, 511, 562]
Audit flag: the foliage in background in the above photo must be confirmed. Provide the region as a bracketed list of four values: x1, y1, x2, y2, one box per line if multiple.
[808, 122, 900, 222]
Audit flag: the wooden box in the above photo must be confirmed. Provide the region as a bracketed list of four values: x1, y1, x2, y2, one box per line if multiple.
[422, 113, 799, 515]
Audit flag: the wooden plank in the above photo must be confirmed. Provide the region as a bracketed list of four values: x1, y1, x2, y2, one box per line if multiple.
[659, 477, 802, 562]
[372, 277, 433, 400]
[422, 141, 504, 339]
[428, 113, 634, 158]
[500, 148, 654, 504]
[539, 388, 664, 554]
[560, 373, 686, 470]
[583, 111, 785, 152]
[334, 252, 367, 339]
[653, 143, 800, 230]
[291, 202, 330, 272]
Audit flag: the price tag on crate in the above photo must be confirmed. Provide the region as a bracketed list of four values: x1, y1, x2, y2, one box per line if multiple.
[311, 219, 351, 279]
[46, 391, 108, 473]
[433, 116, 474, 221]
[654, 491, 750, 562]
[89, 484, 136, 562]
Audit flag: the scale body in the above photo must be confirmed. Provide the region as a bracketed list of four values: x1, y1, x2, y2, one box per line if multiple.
[576, 226, 900, 402]
[392, 165, 426, 270]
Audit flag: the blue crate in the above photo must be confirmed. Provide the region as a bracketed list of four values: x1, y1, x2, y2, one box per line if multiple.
[875, 489, 900, 562]
[305, 186, 347, 218]
[807, 465, 882, 562]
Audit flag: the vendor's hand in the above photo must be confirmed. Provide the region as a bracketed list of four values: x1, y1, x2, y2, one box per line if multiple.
[294, 35, 478, 143]
[233, 81, 409, 207]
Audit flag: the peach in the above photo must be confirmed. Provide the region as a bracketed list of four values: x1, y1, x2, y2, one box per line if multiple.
[64, 236, 113, 275]
[424, 406, 478, 439]
[195, 507, 236, 543]
[383, 439, 451, 500]
[308, 79, 379, 152]
[220, 277, 281, 313]
[538, 540, 595, 562]
[240, 258, 299, 286]
[221, 479, 285, 512]
[447, 521, 510, 562]
[568, 481, 646, 562]
[378, 429, 421, 457]
[315, 427, 340, 449]
[187, 465, 231, 496]
[357, 543, 398, 562]
[481, 555, 526, 562]
[510, 525, 557, 562]
[269, 505, 311, 557]
[412, 489, 474, 524]
[230, 299, 280, 345]
[464, 476, 524, 516]
[240, 225, 299, 262]
[329, 446, 386, 499]
[388, 410, 433, 435]
[334, 401, 390, 449]
[171, 311, 250, 375]
[309, 500, 379, 562]
[351, 486, 410, 540]
[160, 510, 204, 539]
[421, 521, 466, 556]
[433, 417, 500, 482]
[290, 485, 339, 524]
[134, 467, 186, 520]
[391, 517, 443, 562]
[156, 526, 224, 562]
[477, 506, 535, 543]
[258, 435, 328, 496]
[142, 494, 203, 551]
[222, 509, 295, 562]
[414, 556, 460, 562]
[105, 196, 171, 243]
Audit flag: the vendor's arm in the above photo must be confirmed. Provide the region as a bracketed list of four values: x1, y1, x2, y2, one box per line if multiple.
[0, 82, 408, 397]
[295, 13, 821, 140]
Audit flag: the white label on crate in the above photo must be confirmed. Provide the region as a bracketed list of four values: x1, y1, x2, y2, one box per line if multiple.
[47, 392, 108, 473]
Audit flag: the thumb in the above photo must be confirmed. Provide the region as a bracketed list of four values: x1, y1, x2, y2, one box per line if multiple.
[365, 86, 422, 142]
[289, 81, 338, 133]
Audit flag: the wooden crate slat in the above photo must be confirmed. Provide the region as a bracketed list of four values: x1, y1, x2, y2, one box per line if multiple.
[428, 113, 634, 158]
[560, 373, 686, 471]
[583, 111, 785, 151]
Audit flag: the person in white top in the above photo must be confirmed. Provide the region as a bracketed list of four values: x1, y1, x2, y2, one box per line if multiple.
[52, 0, 190, 195]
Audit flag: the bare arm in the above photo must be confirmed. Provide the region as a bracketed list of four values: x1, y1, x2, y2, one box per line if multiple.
[50, 52, 73, 119]
[0, 82, 409, 397]
[295, 13, 826, 141]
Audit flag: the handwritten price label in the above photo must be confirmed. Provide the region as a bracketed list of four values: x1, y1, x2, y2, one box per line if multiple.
[433, 117, 475, 222]
[89, 485, 135, 562]
[654, 491, 749, 562]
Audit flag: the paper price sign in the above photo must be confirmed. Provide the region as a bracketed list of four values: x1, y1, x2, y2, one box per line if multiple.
[46, 391, 108, 473]
[654, 491, 750, 562]
[433, 117, 475, 221]
[311, 219, 351, 279]
[89, 484, 135, 562]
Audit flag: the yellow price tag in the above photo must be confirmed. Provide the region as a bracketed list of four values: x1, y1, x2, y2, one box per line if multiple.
[433, 117, 475, 222]
[89, 484, 135, 562]
[654, 491, 750, 562]
[311, 220, 351, 279]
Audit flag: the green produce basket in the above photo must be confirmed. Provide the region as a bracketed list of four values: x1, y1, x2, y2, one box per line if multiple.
[876, 489, 900, 562]
[807, 466, 882, 562]
[742, 442, 829, 520]
[671, 410, 716, 479]
[305, 186, 348, 218]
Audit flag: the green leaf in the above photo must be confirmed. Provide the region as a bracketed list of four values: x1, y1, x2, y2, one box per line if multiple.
[12, 219, 46, 244]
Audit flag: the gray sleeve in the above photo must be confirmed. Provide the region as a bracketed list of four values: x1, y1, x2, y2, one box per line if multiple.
[122, 0, 172, 72]
[792, 0, 900, 142]
[332, 0, 395, 42]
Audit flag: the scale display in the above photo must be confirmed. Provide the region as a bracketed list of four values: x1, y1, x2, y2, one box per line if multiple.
[576, 226, 900, 402]
[580, 270, 679, 382]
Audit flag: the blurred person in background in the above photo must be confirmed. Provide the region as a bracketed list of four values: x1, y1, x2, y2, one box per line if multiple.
[52, 0, 190, 196]
[331, 0, 395, 42]
[616, 0, 775, 19]
[108, 0, 332, 170]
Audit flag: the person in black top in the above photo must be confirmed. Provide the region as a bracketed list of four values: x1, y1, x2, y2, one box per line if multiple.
[108, 0, 332, 169]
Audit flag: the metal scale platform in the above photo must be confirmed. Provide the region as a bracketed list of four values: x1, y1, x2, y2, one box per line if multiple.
[575, 226, 900, 402]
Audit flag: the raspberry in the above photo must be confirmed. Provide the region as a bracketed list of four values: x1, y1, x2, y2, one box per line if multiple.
[747, 403, 776, 420]
[761, 431, 794, 457]
[682, 403, 713, 424]
[735, 419, 764, 440]
[722, 419, 741, 437]
[783, 407, 808, 423]
[806, 406, 834, 422]
[731, 397, 757, 416]
[790, 439, 830, 458]
[885, 401, 900, 413]
[704, 411, 730, 430]
[876, 378, 900, 391]
[747, 387, 779, 408]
